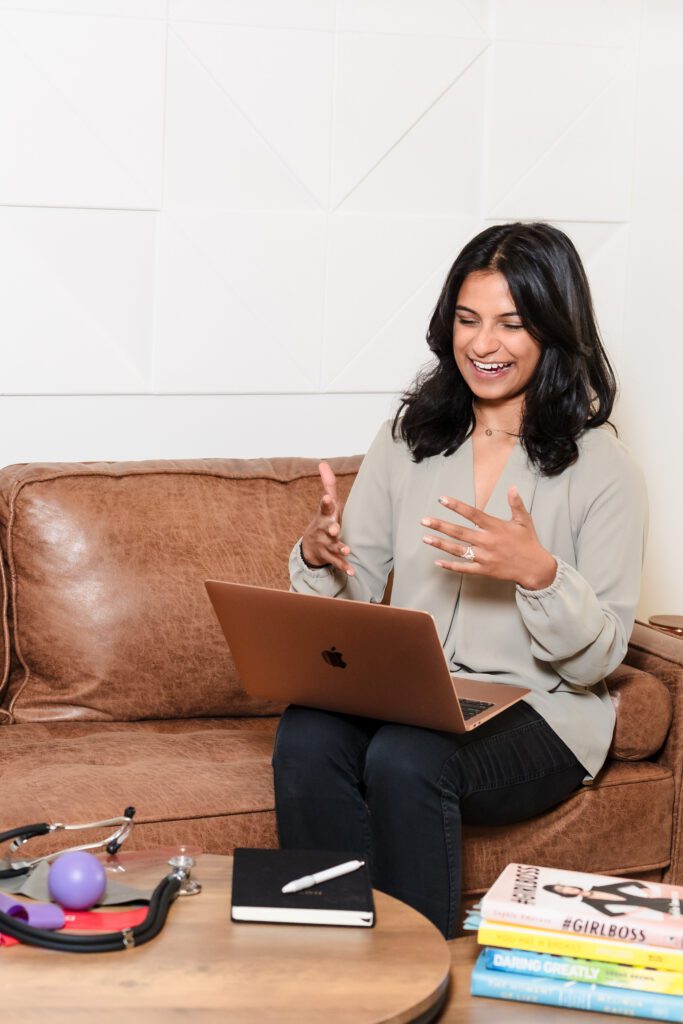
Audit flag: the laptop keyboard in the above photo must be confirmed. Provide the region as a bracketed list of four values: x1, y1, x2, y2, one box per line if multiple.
[458, 697, 495, 720]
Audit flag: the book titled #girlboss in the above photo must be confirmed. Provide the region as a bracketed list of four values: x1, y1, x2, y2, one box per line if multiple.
[481, 864, 683, 949]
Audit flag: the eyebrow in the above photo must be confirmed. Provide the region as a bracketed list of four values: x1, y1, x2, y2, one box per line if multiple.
[455, 304, 520, 318]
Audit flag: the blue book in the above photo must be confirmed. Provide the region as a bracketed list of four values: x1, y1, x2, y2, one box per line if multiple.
[471, 951, 683, 1022]
[483, 946, 683, 995]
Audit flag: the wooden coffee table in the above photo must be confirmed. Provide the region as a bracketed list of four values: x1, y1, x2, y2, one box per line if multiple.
[0, 853, 451, 1023]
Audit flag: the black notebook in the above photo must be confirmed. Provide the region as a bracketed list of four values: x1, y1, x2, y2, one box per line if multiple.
[231, 848, 375, 928]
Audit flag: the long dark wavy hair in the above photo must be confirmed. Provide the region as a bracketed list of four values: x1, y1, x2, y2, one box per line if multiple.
[392, 222, 617, 476]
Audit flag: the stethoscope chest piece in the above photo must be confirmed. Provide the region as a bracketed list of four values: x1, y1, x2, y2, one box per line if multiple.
[168, 852, 202, 896]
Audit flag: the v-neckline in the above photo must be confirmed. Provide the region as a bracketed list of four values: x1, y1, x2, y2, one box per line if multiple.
[468, 433, 521, 516]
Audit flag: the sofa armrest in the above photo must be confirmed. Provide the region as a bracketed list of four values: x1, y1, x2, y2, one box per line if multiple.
[624, 621, 683, 884]
[606, 664, 673, 761]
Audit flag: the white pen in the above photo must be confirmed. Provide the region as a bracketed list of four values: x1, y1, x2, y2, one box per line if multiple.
[281, 859, 365, 894]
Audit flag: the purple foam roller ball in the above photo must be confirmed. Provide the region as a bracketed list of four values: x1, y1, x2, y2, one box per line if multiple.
[48, 851, 107, 911]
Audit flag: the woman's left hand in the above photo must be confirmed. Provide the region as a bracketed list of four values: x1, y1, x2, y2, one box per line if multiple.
[421, 486, 558, 591]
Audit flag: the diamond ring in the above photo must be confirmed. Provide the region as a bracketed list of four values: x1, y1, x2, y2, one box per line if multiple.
[462, 544, 475, 561]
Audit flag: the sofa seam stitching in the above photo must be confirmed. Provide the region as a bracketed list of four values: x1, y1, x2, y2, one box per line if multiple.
[0, 466, 363, 489]
[4, 478, 32, 721]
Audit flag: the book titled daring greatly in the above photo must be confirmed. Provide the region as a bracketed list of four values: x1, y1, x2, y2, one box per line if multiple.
[481, 864, 683, 950]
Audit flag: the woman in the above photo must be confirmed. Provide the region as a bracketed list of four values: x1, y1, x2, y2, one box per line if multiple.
[543, 882, 674, 918]
[272, 222, 648, 940]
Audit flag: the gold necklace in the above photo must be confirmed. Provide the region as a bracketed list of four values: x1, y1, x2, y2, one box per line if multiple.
[477, 423, 520, 438]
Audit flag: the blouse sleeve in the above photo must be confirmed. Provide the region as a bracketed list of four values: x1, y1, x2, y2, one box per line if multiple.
[514, 435, 648, 687]
[289, 421, 395, 602]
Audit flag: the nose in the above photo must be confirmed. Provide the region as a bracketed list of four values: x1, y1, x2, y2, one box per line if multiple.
[470, 322, 502, 357]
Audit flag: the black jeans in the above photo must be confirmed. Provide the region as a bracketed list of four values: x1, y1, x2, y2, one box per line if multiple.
[271, 701, 585, 939]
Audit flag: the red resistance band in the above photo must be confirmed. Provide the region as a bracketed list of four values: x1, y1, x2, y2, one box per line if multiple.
[1, 906, 147, 947]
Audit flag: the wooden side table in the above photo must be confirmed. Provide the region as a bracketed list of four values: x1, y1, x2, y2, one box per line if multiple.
[0, 853, 451, 1024]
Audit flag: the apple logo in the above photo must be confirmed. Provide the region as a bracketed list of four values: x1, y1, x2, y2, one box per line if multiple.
[321, 646, 347, 669]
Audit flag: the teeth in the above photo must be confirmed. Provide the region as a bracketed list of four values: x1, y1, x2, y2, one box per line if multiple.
[473, 360, 511, 371]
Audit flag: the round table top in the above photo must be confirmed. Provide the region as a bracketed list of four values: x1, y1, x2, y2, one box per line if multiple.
[0, 851, 451, 1024]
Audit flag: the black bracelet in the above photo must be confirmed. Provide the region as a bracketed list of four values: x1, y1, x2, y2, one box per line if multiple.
[299, 540, 331, 570]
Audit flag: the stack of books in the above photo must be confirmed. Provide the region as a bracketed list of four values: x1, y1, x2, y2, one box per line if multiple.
[470, 863, 683, 1021]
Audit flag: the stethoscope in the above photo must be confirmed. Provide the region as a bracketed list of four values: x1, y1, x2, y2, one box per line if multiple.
[0, 808, 201, 953]
[0, 807, 137, 879]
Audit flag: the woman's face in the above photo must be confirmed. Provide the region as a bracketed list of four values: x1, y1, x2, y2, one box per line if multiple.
[452, 270, 542, 403]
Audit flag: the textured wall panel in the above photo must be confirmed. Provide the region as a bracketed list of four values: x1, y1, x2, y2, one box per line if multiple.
[494, 0, 640, 46]
[332, 32, 488, 209]
[340, 52, 489, 215]
[0, 207, 156, 392]
[172, 21, 334, 209]
[163, 30, 317, 210]
[0, 395, 396, 467]
[153, 213, 322, 393]
[0, 1, 165, 14]
[491, 70, 637, 221]
[169, 0, 335, 30]
[485, 42, 632, 214]
[154, 209, 326, 392]
[0, 10, 165, 208]
[337, 0, 487, 36]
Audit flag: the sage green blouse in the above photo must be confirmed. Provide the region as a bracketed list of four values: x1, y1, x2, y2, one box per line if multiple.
[289, 421, 648, 779]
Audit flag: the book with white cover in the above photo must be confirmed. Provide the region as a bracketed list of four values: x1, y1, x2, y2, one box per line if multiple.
[481, 863, 683, 950]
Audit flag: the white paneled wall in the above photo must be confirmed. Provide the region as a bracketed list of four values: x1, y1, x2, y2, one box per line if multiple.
[0, 0, 680, 617]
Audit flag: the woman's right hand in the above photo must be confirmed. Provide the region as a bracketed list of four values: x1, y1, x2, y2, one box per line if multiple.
[300, 462, 355, 576]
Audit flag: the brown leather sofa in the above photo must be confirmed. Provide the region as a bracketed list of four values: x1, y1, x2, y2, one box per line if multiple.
[0, 456, 680, 903]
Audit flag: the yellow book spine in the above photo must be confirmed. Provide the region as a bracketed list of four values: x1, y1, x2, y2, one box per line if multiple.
[478, 922, 683, 973]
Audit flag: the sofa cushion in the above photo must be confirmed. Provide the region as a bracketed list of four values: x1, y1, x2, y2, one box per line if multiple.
[0, 458, 360, 724]
[0, 717, 280, 854]
[606, 664, 673, 760]
[461, 760, 674, 894]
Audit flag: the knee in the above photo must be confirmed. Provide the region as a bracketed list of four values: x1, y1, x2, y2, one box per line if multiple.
[272, 705, 330, 771]
[364, 726, 446, 797]
[364, 726, 472, 801]
[272, 705, 366, 787]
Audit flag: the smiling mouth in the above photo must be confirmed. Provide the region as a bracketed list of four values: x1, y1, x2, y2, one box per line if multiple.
[470, 359, 513, 374]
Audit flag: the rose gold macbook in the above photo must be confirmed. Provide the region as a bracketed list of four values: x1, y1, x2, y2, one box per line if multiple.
[205, 581, 530, 733]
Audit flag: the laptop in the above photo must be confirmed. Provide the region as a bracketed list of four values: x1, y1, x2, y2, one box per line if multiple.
[205, 580, 530, 733]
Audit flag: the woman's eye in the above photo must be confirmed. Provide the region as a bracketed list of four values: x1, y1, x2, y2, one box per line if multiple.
[456, 317, 477, 326]
[503, 323, 524, 330]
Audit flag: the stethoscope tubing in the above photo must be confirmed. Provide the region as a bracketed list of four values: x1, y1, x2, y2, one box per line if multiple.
[0, 871, 182, 953]
[0, 824, 51, 845]
[0, 824, 51, 879]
